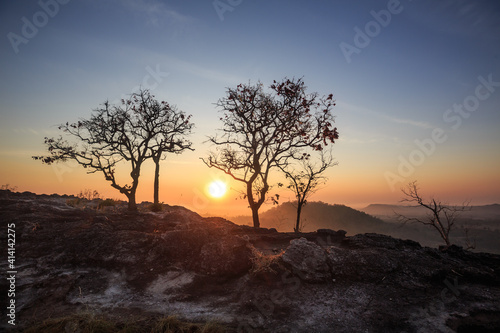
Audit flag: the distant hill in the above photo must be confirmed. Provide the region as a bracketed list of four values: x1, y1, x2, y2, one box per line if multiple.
[231, 201, 390, 235]
[362, 203, 500, 222]
[230, 201, 500, 254]
[360, 203, 500, 253]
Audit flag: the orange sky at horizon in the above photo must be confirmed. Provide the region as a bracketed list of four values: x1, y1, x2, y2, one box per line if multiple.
[1, 140, 499, 219]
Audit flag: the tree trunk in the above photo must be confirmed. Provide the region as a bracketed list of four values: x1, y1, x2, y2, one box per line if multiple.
[246, 180, 261, 228]
[251, 205, 260, 228]
[295, 202, 303, 233]
[127, 166, 140, 211]
[153, 157, 160, 204]
[127, 192, 137, 211]
[443, 231, 451, 247]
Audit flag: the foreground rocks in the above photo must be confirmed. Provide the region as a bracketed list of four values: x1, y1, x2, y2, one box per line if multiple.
[0, 190, 499, 332]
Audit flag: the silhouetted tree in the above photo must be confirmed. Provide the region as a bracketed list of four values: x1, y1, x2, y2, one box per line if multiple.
[397, 181, 470, 247]
[279, 149, 337, 232]
[33, 89, 193, 211]
[203, 78, 338, 228]
[130, 90, 194, 204]
[462, 226, 476, 250]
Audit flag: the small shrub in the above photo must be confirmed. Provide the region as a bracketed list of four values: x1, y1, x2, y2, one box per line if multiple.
[150, 202, 164, 212]
[78, 189, 101, 200]
[1, 184, 17, 191]
[66, 198, 82, 207]
[151, 315, 184, 333]
[98, 198, 116, 210]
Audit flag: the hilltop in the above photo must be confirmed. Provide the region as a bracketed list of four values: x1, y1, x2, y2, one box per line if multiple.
[230, 201, 388, 234]
[1, 190, 500, 332]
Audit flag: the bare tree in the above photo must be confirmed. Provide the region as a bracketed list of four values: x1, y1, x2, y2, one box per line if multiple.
[397, 181, 470, 247]
[129, 90, 194, 204]
[462, 226, 476, 250]
[203, 78, 338, 228]
[279, 149, 337, 232]
[33, 89, 192, 211]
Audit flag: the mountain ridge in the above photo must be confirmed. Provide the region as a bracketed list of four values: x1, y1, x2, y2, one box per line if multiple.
[230, 200, 500, 253]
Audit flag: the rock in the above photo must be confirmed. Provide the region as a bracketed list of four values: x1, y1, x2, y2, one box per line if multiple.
[317, 228, 346, 241]
[326, 246, 399, 282]
[281, 237, 331, 282]
[199, 237, 252, 277]
[343, 233, 422, 250]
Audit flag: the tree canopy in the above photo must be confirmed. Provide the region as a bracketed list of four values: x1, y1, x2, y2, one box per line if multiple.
[33, 89, 193, 210]
[203, 78, 338, 227]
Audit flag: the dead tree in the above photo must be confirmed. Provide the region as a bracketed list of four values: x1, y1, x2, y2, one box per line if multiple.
[203, 78, 338, 228]
[397, 181, 470, 247]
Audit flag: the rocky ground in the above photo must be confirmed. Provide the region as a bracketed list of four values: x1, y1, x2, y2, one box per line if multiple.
[1, 190, 499, 332]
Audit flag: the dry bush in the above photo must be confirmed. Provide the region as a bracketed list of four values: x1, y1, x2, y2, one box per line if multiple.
[66, 197, 82, 207]
[150, 202, 164, 212]
[98, 198, 117, 210]
[1, 184, 17, 191]
[249, 246, 285, 274]
[78, 189, 101, 200]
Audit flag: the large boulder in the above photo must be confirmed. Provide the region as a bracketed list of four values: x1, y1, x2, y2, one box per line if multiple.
[282, 237, 331, 282]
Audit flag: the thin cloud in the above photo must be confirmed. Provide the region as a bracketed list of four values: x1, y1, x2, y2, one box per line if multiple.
[384, 116, 433, 130]
[164, 55, 244, 84]
[0, 149, 41, 157]
[343, 102, 434, 130]
[116, 0, 196, 29]
[410, 0, 500, 42]
[12, 128, 59, 136]
[113, 42, 245, 84]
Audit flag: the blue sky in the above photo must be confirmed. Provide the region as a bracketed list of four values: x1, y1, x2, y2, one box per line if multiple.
[1, 0, 499, 213]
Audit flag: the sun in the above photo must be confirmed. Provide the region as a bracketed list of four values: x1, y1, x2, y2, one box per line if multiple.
[208, 180, 227, 198]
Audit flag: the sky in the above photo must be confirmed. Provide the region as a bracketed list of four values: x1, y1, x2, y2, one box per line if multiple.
[1, 0, 499, 217]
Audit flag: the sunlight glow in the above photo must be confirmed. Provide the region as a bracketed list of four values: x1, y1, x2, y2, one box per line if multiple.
[208, 180, 227, 198]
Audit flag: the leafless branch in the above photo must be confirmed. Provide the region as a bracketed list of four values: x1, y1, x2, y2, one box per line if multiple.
[397, 181, 470, 248]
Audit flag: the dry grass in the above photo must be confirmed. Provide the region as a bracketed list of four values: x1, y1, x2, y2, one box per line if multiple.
[249, 246, 285, 274]
[22, 313, 226, 333]
[23, 313, 117, 333]
[149, 202, 164, 212]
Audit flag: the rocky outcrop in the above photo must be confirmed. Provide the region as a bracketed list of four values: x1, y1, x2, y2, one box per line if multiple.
[281, 238, 331, 282]
[1, 190, 500, 332]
